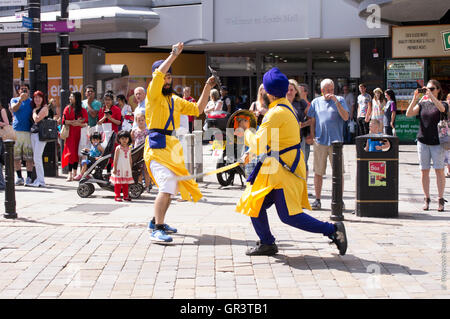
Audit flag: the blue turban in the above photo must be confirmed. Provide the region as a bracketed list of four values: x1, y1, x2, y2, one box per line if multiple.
[263, 67, 289, 98]
[151, 60, 172, 74]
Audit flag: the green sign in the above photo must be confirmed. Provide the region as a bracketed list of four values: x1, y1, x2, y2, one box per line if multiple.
[395, 114, 419, 142]
[443, 30, 450, 51]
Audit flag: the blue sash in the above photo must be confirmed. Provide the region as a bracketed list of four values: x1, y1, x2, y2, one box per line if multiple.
[148, 97, 175, 149]
[247, 103, 302, 184]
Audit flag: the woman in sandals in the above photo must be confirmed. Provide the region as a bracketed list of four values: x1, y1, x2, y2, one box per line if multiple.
[406, 79, 448, 212]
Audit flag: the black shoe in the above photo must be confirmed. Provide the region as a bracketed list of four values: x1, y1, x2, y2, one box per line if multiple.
[245, 242, 278, 256]
[329, 222, 347, 256]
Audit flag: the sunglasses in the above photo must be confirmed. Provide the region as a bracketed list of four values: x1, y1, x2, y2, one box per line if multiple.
[427, 87, 436, 91]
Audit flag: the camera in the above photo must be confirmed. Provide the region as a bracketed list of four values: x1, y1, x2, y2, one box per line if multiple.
[418, 88, 427, 94]
[105, 110, 112, 115]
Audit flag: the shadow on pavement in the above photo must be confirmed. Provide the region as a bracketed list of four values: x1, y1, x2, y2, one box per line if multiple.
[15, 217, 62, 226]
[272, 254, 428, 275]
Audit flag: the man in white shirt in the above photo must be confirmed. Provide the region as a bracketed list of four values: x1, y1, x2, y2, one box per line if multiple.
[132, 87, 146, 129]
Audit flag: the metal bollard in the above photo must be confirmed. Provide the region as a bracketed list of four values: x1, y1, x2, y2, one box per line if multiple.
[3, 140, 17, 219]
[330, 141, 344, 221]
[193, 130, 203, 182]
[185, 134, 195, 176]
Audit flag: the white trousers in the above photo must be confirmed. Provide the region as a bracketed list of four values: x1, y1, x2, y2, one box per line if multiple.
[30, 133, 47, 185]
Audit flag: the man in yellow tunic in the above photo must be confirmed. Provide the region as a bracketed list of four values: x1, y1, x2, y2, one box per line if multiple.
[236, 67, 348, 256]
[144, 42, 216, 243]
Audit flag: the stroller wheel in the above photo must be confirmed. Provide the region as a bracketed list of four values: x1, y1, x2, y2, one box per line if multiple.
[129, 183, 144, 199]
[216, 160, 235, 187]
[77, 183, 94, 198]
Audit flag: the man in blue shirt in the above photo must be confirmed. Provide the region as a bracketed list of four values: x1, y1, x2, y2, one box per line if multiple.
[10, 84, 34, 186]
[307, 79, 349, 210]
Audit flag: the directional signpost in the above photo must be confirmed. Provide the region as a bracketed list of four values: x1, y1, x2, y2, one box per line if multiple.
[0, 22, 27, 33]
[0, 0, 27, 6]
[22, 16, 33, 29]
[41, 20, 76, 33]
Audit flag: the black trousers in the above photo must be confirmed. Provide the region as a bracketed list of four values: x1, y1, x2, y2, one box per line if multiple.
[357, 117, 369, 136]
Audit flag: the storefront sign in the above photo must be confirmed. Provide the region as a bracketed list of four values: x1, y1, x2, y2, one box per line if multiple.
[393, 25, 450, 58]
[394, 114, 420, 143]
[386, 59, 425, 111]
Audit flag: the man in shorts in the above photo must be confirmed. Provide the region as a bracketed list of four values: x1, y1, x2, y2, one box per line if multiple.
[144, 42, 216, 243]
[307, 79, 349, 210]
[10, 84, 34, 186]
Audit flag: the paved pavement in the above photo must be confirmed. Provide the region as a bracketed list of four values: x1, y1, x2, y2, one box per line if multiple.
[0, 144, 449, 299]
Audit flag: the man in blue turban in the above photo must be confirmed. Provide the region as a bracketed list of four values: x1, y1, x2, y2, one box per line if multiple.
[236, 67, 348, 256]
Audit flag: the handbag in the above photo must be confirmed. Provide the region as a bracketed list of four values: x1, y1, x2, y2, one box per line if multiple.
[438, 111, 450, 150]
[60, 124, 69, 140]
[0, 124, 16, 141]
[38, 118, 58, 141]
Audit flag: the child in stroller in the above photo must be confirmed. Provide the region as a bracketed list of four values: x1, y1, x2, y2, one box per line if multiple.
[76, 130, 146, 199]
[76, 132, 104, 180]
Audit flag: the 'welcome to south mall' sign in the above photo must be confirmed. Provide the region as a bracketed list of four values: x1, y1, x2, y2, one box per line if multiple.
[393, 25, 450, 58]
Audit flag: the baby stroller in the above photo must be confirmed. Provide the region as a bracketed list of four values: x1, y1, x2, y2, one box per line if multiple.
[76, 132, 145, 199]
[214, 109, 257, 187]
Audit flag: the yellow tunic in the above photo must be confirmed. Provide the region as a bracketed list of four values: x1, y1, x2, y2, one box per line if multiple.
[144, 69, 202, 202]
[236, 98, 311, 217]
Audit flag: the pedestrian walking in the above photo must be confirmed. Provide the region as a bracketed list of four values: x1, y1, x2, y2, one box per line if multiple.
[369, 87, 385, 122]
[384, 89, 397, 136]
[356, 83, 371, 136]
[111, 130, 134, 202]
[307, 79, 349, 210]
[10, 84, 34, 186]
[236, 68, 348, 256]
[62, 92, 88, 182]
[29, 91, 49, 187]
[406, 79, 448, 211]
[144, 42, 216, 243]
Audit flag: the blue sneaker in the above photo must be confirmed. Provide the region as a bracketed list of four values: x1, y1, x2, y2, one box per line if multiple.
[148, 220, 178, 234]
[150, 229, 173, 243]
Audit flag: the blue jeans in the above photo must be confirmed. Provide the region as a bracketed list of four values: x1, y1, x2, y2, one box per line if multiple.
[300, 138, 310, 172]
[251, 189, 335, 245]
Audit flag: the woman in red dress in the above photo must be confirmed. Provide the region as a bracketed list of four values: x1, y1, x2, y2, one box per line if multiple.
[62, 92, 88, 181]
[97, 92, 122, 172]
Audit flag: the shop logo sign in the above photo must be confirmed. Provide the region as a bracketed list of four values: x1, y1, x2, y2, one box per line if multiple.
[442, 30, 450, 51]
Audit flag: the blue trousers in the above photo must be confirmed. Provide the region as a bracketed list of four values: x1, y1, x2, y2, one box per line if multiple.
[251, 189, 335, 245]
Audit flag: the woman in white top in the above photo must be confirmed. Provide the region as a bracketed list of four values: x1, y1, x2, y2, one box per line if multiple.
[369, 88, 385, 122]
[204, 89, 223, 115]
[117, 94, 132, 117]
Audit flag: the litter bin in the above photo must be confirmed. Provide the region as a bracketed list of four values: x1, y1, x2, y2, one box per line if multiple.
[355, 134, 399, 218]
[43, 141, 58, 177]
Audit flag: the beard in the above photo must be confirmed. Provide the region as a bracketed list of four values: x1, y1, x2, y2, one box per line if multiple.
[262, 93, 270, 107]
[162, 84, 174, 96]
